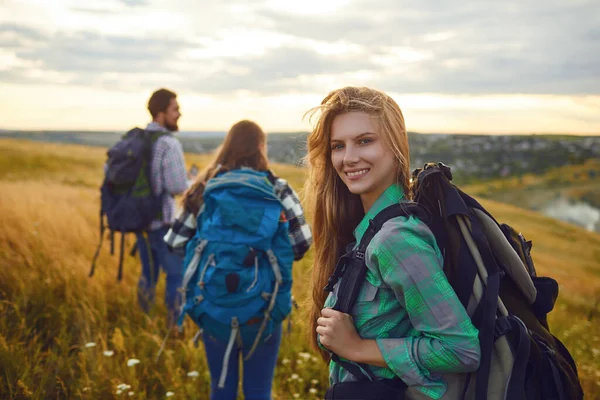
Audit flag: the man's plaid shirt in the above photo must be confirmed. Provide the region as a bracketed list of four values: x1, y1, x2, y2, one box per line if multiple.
[164, 170, 312, 261]
[146, 122, 188, 230]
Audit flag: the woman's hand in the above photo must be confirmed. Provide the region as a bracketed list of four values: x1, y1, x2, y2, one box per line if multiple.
[316, 307, 362, 360]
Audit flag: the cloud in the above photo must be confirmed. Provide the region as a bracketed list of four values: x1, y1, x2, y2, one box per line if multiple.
[185, 45, 376, 94]
[0, 23, 46, 48]
[69, 7, 120, 15]
[0, 23, 191, 87]
[119, 0, 150, 6]
[1, 0, 599, 96]
[256, 0, 600, 95]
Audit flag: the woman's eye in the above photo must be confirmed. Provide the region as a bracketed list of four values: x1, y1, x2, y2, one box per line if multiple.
[331, 143, 344, 150]
[358, 138, 372, 145]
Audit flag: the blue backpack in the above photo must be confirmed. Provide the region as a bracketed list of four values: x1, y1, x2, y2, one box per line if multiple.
[90, 127, 169, 280]
[178, 168, 294, 384]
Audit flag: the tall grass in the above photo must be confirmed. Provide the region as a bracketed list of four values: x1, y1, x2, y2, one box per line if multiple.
[1, 138, 599, 398]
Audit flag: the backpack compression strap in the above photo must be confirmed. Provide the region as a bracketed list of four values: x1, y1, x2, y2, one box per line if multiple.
[326, 202, 429, 381]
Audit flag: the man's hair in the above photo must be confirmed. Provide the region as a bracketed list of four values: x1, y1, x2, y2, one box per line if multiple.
[147, 88, 177, 118]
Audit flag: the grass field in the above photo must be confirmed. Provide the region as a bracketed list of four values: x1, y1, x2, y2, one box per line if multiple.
[466, 158, 600, 210]
[1, 138, 599, 399]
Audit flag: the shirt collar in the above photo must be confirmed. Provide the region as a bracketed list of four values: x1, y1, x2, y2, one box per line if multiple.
[146, 121, 170, 132]
[353, 183, 406, 243]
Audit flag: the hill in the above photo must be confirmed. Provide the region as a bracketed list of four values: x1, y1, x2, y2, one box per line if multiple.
[1, 138, 599, 399]
[2, 129, 600, 185]
[465, 159, 600, 233]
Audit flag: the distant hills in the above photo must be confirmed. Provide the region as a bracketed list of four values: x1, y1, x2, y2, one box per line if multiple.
[465, 159, 600, 233]
[2, 129, 600, 185]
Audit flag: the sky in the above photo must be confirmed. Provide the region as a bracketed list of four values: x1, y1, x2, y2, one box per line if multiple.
[1, 0, 599, 134]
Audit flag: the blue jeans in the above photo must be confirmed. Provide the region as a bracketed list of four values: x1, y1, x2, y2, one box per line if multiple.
[203, 324, 282, 400]
[135, 227, 183, 325]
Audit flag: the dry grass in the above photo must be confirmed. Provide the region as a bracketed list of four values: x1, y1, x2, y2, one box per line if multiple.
[1, 138, 599, 399]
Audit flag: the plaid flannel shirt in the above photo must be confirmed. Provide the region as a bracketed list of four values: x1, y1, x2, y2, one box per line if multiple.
[146, 122, 188, 230]
[163, 170, 312, 261]
[323, 184, 480, 399]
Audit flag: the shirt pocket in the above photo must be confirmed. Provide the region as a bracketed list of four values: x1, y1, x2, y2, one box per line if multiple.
[356, 280, 379, 303]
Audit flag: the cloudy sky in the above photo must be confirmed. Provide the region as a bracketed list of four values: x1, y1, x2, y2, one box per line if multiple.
[1, 0, 599, 134]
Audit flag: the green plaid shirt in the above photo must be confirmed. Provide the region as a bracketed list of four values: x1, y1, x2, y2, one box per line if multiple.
[323, 184, 480, 399]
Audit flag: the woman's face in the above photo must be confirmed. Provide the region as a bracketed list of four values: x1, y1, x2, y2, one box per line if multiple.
[330, 111, 398, 211]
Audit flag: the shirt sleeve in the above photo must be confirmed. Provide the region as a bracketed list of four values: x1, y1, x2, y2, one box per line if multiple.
[160, 137, 188, 195]
[371, 216, 480, 387]
[164, 208, 197, 257]
[273, 177, 312, 261]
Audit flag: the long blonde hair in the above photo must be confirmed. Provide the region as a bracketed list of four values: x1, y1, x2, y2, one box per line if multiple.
[304, 86, 411, 359]
[182, 120, 269, 214]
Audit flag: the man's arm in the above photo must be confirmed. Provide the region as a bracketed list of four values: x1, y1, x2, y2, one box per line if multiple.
[161, 138, 188, 195]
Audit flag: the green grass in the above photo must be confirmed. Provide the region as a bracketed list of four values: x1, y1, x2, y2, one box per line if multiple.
[1, 138, 599, 399]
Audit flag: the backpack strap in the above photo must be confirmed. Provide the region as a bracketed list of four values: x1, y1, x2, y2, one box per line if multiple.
[243, 249, 283, 361]
[332, 202, 430, 313]
[89, 210, 106, 278]
[110, 230, 115, 255]
[218, 317, 241, 388]
[117, 232, 126, 281]
[327, 202, 429, 381]
[502, 315, 532, 399]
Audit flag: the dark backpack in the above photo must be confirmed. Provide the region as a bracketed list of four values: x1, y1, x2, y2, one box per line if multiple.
[327, 162, 583, 400]
[90, 128, 169, 281]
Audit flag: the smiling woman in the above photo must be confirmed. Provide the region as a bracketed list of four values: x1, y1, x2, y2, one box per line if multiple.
[329, 112, 399, 212]
[305, 86, 480, 400]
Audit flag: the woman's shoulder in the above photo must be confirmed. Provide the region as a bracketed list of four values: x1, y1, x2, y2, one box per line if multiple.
[367, 211, 443, 278]
[265, 170, 292, 190]
[369, 211, 440, 255]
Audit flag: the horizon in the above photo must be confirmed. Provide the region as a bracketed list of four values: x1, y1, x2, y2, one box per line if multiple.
[1, 0, 599, 134]
[1, 127, 598, 137]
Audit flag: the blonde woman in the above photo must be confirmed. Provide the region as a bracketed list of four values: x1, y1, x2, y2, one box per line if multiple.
[305, 87, 480, 399]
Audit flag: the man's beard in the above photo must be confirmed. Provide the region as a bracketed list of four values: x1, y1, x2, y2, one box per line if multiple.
[165, 121, 178, 132]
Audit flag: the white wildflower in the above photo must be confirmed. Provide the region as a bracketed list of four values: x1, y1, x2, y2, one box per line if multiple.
[127, 358, 140, 367]
[282, 358, 290, 365]
[311, 379, 318, 385]
[85, 342, 96, 348]
[309, 388, 318, 394]
[293, 394, 300, 399]
[103, 350, 115, 357]
[128, 392, 135, 397]
[298, 352, 311, 360]
[291, 373, 299, 380]
[187, 371, 199, 377]
[166, 392, 175, 397]
[116, 389, 123, 395]
[117, 384, 131, 390]
[82, 387, 89, 392]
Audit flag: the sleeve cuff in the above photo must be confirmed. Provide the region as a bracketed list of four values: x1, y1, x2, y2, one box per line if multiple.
[376, 337, 431, 387]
